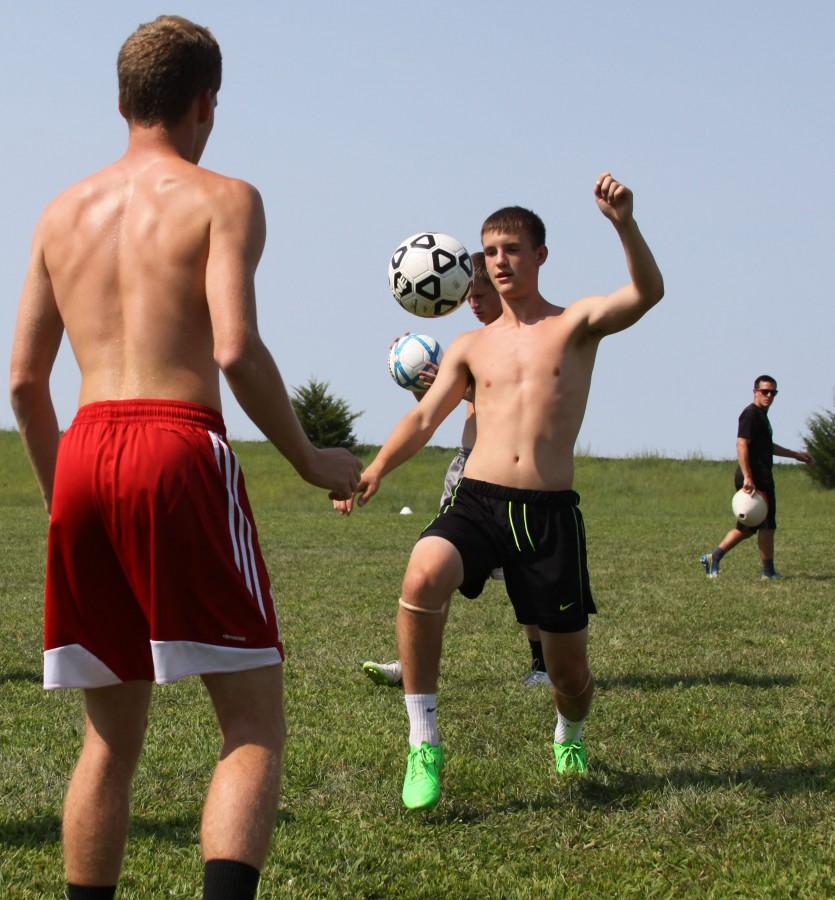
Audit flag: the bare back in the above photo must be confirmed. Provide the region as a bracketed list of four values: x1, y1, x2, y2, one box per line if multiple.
[39, 152, 232, 409]
[461, 303, 598, 490]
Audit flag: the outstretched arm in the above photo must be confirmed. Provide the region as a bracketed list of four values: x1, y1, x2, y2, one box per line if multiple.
[337, 337, 471, 514]
[773, 443, 813, 464]
[579, 173, 664, 337]
[9, 224, 64, 512]
[206, 179, 361, 499]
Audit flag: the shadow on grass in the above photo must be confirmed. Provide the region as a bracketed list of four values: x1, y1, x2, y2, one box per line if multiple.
[597, 671, 798, 691]
[576, 760, 835, 809]
[0, 816, 61, 847]
[0, 671, 41, 685]
[0, 810, 295, 849]
[430, 763, 835, 823]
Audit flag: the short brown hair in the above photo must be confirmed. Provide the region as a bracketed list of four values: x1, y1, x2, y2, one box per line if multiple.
[754, 375, 777, 390]
[118, 16, 222, 126]
[481, 206, 546, 249]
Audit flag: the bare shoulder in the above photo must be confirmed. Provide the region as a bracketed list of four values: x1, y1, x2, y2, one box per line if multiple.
[38, 164, 116, 233]
[199, 167, 263, 217]
[447, 324, 485, 358]
[554, 294, 605, 335]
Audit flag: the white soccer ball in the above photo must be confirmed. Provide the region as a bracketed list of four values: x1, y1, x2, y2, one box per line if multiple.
[388, 232, 473, 317]
[387, 333, 443, 393]
[731, 489, 768, 527]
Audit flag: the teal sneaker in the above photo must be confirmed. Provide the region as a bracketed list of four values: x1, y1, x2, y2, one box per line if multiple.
[402, 742, 444, 809]
[362, 660, 402, 686]
[553, 740, 588, 775]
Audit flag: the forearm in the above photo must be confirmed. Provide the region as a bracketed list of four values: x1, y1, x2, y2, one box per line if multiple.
[220, 338, 315, 479]
[368, 408, 437, 480]
[772, 444, 803, 460]
[10, 382, 59, 512]
[615, 219, 664, 306]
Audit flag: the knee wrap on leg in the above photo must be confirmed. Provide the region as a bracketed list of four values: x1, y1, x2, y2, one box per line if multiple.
[556, 671, 593, 699]
[398, 597, 448, 616]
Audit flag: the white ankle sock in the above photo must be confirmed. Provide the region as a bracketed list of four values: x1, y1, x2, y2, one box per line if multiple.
[405, 694, 439, 746]
[554, 712, 585, 744]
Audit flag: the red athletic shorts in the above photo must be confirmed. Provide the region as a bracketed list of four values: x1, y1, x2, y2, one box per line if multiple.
[44, 400, 284, 689]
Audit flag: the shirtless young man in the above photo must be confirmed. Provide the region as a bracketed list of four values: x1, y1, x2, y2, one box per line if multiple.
[339, 174, 663, 810]
[361, 254, 550, 688]
[9, 16, 360, 899]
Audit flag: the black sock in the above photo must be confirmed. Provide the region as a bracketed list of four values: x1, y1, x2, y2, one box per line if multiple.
[529, 640, 544, 672]
[712, 547, 726, 562]
[203, 859, 260, 900]
[762, 559, 775, 576]
[66, 886, 116, 900]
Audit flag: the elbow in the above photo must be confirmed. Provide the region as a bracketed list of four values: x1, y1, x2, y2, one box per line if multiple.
[9, 375, 44, 422]
[213, 332, 262, 378]
[655, 278, 665, 303]
[648, 276, 665, 306]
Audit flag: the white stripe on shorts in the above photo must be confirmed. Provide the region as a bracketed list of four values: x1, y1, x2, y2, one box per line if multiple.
[44, 644, 121, 690]
[208, 431, 268, 621]
[210, 431, 242, 573]
[151, 640, 282, 684]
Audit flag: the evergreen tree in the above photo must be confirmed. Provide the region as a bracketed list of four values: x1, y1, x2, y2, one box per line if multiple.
[291, 378, 361, 449]
[804, 403, 835, 489]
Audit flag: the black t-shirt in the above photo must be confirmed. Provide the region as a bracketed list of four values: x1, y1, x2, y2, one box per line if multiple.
[737, 403, 773, 482]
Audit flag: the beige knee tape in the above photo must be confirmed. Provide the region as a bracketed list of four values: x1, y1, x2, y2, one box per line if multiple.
[398, 597, 448, 616]
[556, 671, 593, 699]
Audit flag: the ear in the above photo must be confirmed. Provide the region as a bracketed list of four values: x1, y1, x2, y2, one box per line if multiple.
[536, 244, 549, 266]
[196, 89, 215, 124]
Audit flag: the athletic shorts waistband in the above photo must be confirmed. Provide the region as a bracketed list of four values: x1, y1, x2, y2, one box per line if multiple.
[72, 399, 226, 433]
[460, 478, 579, 506]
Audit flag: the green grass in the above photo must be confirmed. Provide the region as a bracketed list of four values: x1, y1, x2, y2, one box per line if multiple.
[1, 431, 833, 898]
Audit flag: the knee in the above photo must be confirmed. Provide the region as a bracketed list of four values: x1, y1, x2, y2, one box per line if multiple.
[401, 565, 448, 610]
[549, 660, 593, 699]
[84, 716, 147, 771]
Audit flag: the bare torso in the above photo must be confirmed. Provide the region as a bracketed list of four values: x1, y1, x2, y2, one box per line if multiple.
[460, 402, 477, 450]
[461, 303, 598, 491]
[40, 150, 230, 410]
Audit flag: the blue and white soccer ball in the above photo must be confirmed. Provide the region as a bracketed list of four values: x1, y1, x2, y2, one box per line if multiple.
[388, 333, 443, 393]
[388, 232, 472, 317]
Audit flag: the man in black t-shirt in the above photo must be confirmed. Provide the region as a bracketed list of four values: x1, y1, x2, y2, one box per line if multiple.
[700, 375, 813, 579]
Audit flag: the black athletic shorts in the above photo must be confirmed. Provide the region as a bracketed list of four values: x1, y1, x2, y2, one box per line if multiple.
[734, 469, 777, 531]
[419, 477, 596, 633]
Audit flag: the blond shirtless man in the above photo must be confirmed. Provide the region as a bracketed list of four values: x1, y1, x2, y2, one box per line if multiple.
[339, 174, 663, 809]
[9, 16, 360, 899]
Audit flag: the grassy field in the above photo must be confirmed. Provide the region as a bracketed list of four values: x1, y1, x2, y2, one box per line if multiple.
[0, 429, 833, 898]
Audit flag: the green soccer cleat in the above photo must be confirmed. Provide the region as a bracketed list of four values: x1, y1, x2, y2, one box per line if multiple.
[362, 660, 402, 686]
[553, 740, 588, 775]
[402, 741, 444, 810]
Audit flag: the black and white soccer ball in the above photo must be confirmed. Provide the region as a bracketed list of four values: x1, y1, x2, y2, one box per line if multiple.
[388, 232, 472, 317]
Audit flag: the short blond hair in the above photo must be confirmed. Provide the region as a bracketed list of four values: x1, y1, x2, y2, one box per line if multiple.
[470, 251, 491, 286]
[118, 15, 222, 126]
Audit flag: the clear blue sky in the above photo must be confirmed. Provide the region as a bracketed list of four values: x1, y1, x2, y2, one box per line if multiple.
[2, 1, 833, 458]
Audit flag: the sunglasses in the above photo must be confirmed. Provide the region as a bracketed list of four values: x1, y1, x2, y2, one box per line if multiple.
[756, 389, 778, 396]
